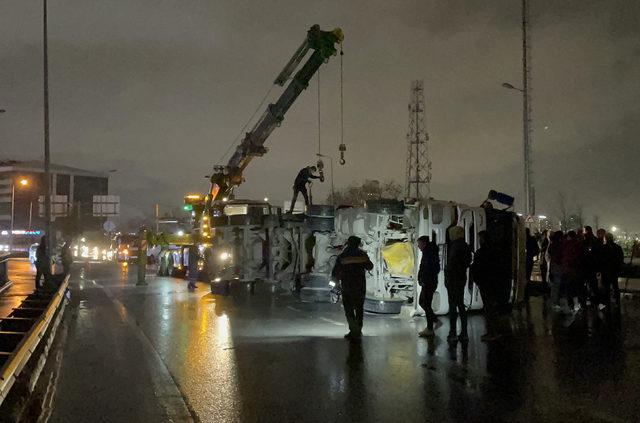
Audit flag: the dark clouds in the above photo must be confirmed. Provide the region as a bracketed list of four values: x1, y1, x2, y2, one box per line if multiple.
[1, 1, 638, 230]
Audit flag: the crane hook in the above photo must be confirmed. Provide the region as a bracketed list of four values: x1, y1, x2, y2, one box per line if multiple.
[338, 143, 346, 165]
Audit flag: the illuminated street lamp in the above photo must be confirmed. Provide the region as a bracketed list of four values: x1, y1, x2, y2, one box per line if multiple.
[611, 226, 618, 233]
[10, 177, 31, 252]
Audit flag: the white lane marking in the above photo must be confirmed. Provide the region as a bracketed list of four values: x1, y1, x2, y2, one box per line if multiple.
[318, 317, 345, 326]
[98, 283, 196, 422]
[286, 306, 303, 312]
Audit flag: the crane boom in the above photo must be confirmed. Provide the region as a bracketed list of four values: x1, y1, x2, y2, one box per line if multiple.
[208, 25, 343, 203]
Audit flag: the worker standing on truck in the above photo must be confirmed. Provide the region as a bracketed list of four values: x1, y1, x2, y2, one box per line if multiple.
[288, 166, 321, 213]
[331, 236, 373, 340]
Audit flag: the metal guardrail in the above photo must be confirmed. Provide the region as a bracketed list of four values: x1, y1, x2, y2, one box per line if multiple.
[0, 274, 69, 408]
[0, 254, 9, 287]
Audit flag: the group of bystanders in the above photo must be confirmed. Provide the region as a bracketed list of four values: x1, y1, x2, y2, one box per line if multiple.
[536, 226, 624, 314]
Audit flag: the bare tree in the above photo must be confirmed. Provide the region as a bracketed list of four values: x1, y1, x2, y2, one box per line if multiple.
[574, 203, 584, 228]
[381, 181, 403, 199]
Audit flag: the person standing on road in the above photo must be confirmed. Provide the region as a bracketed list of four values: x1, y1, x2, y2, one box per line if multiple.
[546, 231, 564, 312]
[600, 232, 624, 308]
[445, 226, 472, 343]
[539, 230, 550, 291]
[187, 245, 198, 290]
[471, 231, 501, 342]
[581, 226, 600, 303]
[331, 236, 373, 339]
[34, 236, 50, 291]
[562, 231, 582, 313]
[524, 228, 540, 299]
[416, 235, 441, 338]
[61, 241, 73, 277]
[288, 166, 322, 214]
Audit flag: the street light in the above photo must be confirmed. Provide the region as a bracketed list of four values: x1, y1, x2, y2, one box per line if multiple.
[316, 153, 335, 205]
[611, 226, 618, 233]
[10, 177, 31, 252]
[502, 82, 523, 92]
[503, 80, 534, 217]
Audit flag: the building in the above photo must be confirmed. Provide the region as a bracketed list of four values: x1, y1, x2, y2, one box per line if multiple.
[0, 160, 118, 250]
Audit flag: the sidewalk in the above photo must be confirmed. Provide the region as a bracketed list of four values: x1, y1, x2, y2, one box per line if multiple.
[0, 258, 35, 317]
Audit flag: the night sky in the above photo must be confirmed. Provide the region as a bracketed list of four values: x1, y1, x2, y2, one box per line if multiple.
[1, 1, 638, 230]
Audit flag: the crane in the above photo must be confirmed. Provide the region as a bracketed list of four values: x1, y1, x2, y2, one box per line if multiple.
[206, 25, 344, 208]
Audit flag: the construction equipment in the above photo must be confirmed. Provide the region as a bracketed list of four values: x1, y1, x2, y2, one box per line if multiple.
[206, 25, 344, 209]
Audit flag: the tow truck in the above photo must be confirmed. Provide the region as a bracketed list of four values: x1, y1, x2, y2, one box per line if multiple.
[154, 25, 344, 289]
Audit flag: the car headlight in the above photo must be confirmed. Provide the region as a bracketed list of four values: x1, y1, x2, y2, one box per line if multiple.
[219, 252, 231, 261]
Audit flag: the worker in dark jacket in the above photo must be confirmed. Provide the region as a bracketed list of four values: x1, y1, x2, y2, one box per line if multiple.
[471, 231, 501, 341]
[331, 236, 373, 339]
[600, 232, 625, 308]
[581, 226, 600, 302]
[34, 236, 50, 291]
[416, 235, 441, 337]
[61, 241, 73, 276]
[446, 226, 472, 342]
[524, 228, 540, 299]
[288, 166, 321, 213]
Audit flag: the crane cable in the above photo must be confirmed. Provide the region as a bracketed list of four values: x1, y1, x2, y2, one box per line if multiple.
[317, 69, 321, 155]
[338, 46, 346, 165]
[218, 84, 277, 164]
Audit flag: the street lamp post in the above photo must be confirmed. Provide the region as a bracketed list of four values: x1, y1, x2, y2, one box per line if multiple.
[502, 0, 535, 218]
[43, 0, 53, 254]
[316, 153, 335, 205]
[503, 79, 534, 217]
[10, 178, 30, 252]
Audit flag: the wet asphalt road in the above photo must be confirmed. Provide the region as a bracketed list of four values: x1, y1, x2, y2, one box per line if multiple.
[27, 262, 640, 423]
[1, 258, 35, 317]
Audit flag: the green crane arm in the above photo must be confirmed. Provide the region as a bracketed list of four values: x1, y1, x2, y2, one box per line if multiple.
[208, 25, 343, 203]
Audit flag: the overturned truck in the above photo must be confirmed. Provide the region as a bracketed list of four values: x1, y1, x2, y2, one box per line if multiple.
[197, 197, 526, 315]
